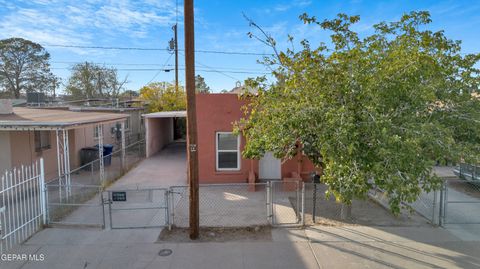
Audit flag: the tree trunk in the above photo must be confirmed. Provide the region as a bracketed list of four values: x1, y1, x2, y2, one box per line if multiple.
[340, 203, 352, 220]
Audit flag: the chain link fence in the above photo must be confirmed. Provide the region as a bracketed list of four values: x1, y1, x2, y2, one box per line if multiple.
[45, 184, 104, 228]
[442, 178, 480, 225]
[168, 181, 434, 229]
[47, 139, 146, 187]
[170, 183, 269, 228]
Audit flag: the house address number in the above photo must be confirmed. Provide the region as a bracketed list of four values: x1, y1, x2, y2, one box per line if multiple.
[112, 192, 127, 202]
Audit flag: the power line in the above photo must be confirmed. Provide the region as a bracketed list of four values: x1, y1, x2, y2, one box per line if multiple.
[50, 61, 268, 72]
[49, 66, 270, 75]
[147, 53, 174, 84]
[43, 44, 273, 56]
[178, 51, 242, 81]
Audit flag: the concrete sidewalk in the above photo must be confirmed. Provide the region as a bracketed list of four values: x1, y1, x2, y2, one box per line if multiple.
[2, 225, 480, 269]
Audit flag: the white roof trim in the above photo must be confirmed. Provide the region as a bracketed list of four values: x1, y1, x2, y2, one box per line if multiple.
[142, 111, 187, 118]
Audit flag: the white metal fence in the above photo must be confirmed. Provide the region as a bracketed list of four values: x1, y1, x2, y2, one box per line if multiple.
[0, 159, 46, 254]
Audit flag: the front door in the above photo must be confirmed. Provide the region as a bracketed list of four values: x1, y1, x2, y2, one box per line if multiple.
[259, 152, 281, 180]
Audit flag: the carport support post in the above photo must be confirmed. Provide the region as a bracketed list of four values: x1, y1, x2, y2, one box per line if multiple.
[55, 129, 62, 201]
[185, 0, 199, 240]
[121, 121, 126, 172]
[98, 124, 105, 185]
[62, 129, 71, 198]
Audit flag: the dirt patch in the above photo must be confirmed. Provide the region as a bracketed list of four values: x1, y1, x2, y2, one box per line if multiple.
[157, 226, 272, 243]
[293, 184, 431, 227]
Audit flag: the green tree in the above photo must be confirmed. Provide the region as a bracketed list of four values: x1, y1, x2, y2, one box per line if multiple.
[238, 11, 480, 215]
[119, 90, 139, 99]
[139, 82, 186, 112]
[0, 37, 58, 98]
[195, 75, 211, 93]
[65, 62, 127, 99]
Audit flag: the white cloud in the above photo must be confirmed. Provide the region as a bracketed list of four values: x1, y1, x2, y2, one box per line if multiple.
[273, 0, 312, 12]
[0, 0, 179, 54]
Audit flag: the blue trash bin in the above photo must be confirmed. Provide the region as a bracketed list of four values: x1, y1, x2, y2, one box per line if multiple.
[95, 144, 114, 166]
[103, 144, 114, 166]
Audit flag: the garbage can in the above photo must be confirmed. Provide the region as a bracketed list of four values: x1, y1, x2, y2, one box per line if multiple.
[95, 144, 114, 166]
[103, 144, 114, 166]
[80, 147, 99, 170]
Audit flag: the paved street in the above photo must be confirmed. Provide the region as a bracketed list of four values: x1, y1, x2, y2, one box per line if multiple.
[2, 225, 480, 269]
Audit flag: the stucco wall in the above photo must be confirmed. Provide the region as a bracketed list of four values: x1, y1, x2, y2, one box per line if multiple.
[0, 131, 12, 174]
[196, 93, 251, 183]
[146, 117, 173, 157]
[9, 130, 59, 180]
[196, 93, 317, 184]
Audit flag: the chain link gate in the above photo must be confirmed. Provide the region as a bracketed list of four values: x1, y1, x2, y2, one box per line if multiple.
[440, 179, 480, 225]
[105, 188, 169, 229]
[270, 181, 302, 226]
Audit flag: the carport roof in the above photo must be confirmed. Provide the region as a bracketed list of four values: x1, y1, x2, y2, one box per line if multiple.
[142, 110, 186, 118]
[0, 107, 128, 130]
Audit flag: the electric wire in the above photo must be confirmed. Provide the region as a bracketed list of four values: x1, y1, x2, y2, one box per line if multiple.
[43, 44, 273, 56]
[146, 53, 173, 84]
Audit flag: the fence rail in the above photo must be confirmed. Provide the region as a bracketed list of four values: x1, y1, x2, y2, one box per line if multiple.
[0, 159, 45, 254]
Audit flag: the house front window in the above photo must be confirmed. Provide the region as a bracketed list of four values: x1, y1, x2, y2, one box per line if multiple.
[216, 132, 240, 171]
[34, 131, 51, 152]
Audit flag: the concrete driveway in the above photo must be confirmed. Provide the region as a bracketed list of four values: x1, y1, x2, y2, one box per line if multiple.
[112, 142, 187, 188]
[46, 142, 187, 229]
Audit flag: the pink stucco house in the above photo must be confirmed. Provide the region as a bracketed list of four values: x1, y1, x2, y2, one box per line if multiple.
[145, 93, 318, 184]
[195, 93, 317, 184]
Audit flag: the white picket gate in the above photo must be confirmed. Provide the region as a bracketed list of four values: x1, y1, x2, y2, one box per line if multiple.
[0, 158, 46, 254]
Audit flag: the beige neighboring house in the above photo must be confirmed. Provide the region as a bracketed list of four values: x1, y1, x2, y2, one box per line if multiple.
[0, 106, 128, 181]
[68, 106, 145, 144]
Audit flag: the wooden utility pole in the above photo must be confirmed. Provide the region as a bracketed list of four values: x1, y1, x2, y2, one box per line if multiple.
[184, 0, 199, 240]
[173, 24, 179, 93]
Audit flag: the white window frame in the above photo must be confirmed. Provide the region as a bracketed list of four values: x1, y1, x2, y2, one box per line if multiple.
[215, 132, 241, 171]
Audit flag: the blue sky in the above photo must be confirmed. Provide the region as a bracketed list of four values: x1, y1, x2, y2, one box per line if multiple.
[0, 0, 479, 93]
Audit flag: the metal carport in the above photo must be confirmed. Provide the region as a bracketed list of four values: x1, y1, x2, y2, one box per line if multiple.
[143, 111, 186, 157]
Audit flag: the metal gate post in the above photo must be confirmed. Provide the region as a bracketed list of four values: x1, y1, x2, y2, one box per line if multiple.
[164, 190, 169, 228]
[313, 183, 317, 223]
[296, 181, 301, 223]
[108, 192, 113, 229]
[443, 180, 448, 225]
[45, 184, 50, 225]
[432, 189, 437, 225]
[266, 181, 272, 224]
[439, 180, 445, 226]
[169, 188, 175, 229]
[271, 181, 275, 225]
[301, 182, 305, 226]
[100, 191, 106, 229]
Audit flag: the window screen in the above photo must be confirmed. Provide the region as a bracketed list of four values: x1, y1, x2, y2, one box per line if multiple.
[216, 132, 239, 170]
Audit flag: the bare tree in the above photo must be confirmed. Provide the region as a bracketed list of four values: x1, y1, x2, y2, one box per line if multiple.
[0, 38, 58, 98]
